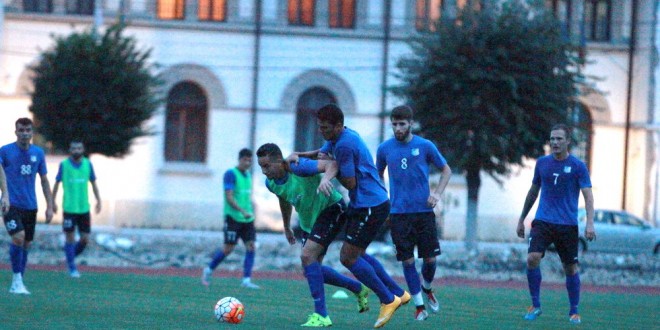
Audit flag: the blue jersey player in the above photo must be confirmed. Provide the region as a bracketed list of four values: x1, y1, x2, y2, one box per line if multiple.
[0, 118, 54, 294]
[516, 124, 596, 324]
[291, 104, 409, 329]
[376, 105, 452, 321]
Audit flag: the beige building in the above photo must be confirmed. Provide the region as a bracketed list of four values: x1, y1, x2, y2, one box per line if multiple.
[0, 0, 657, 240]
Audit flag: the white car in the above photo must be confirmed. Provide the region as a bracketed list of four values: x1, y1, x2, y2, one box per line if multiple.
[577, 208, 660, 255]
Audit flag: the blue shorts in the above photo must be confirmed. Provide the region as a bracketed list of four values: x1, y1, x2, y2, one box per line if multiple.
[223, 216, 256, 245]
[62, 212, 91, 234]
[3, 207, 37, 241]
[301, 200, 347, 252]
[390, 212, 441, 261]
[528, 219, 579, 265]
[344, 201, 390, 249]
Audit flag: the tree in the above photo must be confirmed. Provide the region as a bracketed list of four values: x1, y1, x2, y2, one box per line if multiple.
[392, 1, 586, 250]
[29, 24, 160, 157]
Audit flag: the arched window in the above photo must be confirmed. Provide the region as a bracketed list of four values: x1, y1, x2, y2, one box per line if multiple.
[164, 82, 208, 163]
[294, 88, 336, 152]
[569, 103, 593, 169]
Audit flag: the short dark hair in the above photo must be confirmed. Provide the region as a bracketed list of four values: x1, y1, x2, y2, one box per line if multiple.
[390, 105, 414, 121]
[317, 104, 344, 126]
[551, 124, 572, 140]
[256, 143, 283, 160]
[238, 148, 253, 159]
[15, 117, 33, 128]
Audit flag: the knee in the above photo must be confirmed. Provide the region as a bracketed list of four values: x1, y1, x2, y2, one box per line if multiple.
[79, 236, 89, 245]
[300, 252, 315, 267]
[527, 254, 541, 268]
[402, 258, 415, 267]
[11, 233, 25, 247]
[339, 254, 355, 268]
[245, 242, 256, 252]
[564, 263, 579, 275]
[23, 241, 32, 250]
[223, 245, 235, 255]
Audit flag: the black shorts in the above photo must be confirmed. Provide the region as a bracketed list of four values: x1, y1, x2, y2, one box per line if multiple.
[528, 219, 579, 265]
[62, 212, 91, 234]
[344, 201, 390, 249]
[390, 212, 441, 261]
[223, 216, 256, 245]
[301, 200, 347, 252]
[3, 207, 37, 241]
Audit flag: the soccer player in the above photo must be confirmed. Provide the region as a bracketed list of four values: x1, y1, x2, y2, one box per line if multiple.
[257, 143, 370, 327]
[376, 105, 452, 321]
[291, 104, 409, 329]
[52, 141, 102, 278]
[516, 124, 596, 324]
[202, 148, 260, 289]
[0, 117, 54, 294]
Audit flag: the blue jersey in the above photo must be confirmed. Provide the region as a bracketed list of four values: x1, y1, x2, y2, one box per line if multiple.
[376, 135, 447, 214]
[320, 127, 388, 208]
[533, 155, 591, 225]
[0, 142, 47, 210]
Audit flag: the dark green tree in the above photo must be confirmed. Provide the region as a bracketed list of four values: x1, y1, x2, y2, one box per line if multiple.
[29, 24, 160, 157]
[392, 1, 586, 250]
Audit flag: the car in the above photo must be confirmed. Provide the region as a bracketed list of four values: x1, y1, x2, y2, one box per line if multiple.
[577, 208, 660, 255]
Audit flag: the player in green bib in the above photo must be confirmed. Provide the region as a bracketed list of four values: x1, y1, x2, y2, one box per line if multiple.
[202, 148, 260, 289]
[52, 141, 101, 278]
[257, 143, 370, 327]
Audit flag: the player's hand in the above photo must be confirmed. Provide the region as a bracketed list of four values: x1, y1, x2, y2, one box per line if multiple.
[284, 228, 296, 245]
[427, 195, 439, 208]
[516, 221, 525, 239]
[45, 208, 53, 224]
[52, 202, 58, 214]
[285, 153, 300, 165]
[0, 195, 9, 214]
[95, 202, 102, 214]
[317, 178, 333, 197]
[241, 211, 254, 220]
[584, 223, 596, 241]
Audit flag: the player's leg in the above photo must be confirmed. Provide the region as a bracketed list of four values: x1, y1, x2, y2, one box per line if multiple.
[299, 233, 332, 323]
[63, 213, 78, 276]
[416, 212, 442, 313]
[21, 210, 37, 278]
[74, 213, 91, 256]
[390, 214, 425, 319]
[239, 221, 259, 289]
[524, 220, 551, 320]
[555, 224, 581, 324]
[341, 202, 402, 328]
[5, 207, 29, 294]
[202, 216, 238, 286]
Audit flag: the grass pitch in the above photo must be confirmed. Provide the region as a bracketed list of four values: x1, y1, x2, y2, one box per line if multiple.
[0, 269, 656, 329]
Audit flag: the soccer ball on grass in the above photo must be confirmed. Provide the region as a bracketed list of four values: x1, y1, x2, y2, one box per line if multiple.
[214, 297, 245, 324]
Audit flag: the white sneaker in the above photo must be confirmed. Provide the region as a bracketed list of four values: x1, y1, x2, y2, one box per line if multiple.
[9, 281, 31, 295]
[70, 270, 81, 278]
[201, 267, 212, 286]
[240, 280, 260, 289]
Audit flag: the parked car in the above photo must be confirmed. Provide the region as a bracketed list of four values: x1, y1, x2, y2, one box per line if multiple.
[577, 208, 660, 255]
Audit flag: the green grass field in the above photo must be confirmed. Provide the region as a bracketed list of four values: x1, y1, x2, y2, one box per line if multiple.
[0, 269, 657, 329]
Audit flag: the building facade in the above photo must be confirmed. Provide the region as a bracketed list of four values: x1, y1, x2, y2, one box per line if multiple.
[0, 0, 657, 240]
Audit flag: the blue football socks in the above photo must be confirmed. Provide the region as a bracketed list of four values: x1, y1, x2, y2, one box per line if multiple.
[527, 267, 542, 308]
[421, 261, 437, 286]
[65, 243, 77, 271]
[321, 265, 362, 293]
[304, 262, 328, 317]
[361, 254, 404, 296]
[208, 250, 226, 270]
[243, 250, 255, 279]
[403, 262, 422, 295]
[9, 243, 23, 274]
[566, 273, 580, 315]
[348, 257, 394, 304]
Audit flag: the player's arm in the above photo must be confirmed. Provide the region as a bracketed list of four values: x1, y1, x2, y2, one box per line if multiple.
[277, 196, 296, 245]
[428, 164, 452, 208]
[286, 150, 321, 164]
[581, 187, 596, 241]
[52, 180, 60, 214]
[225, 189, 252, 220]
[40, 173, 53, 224]
[0, 166, 9, 213]
[516, 184, 540, 238]
[91, 180, 102, 214]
